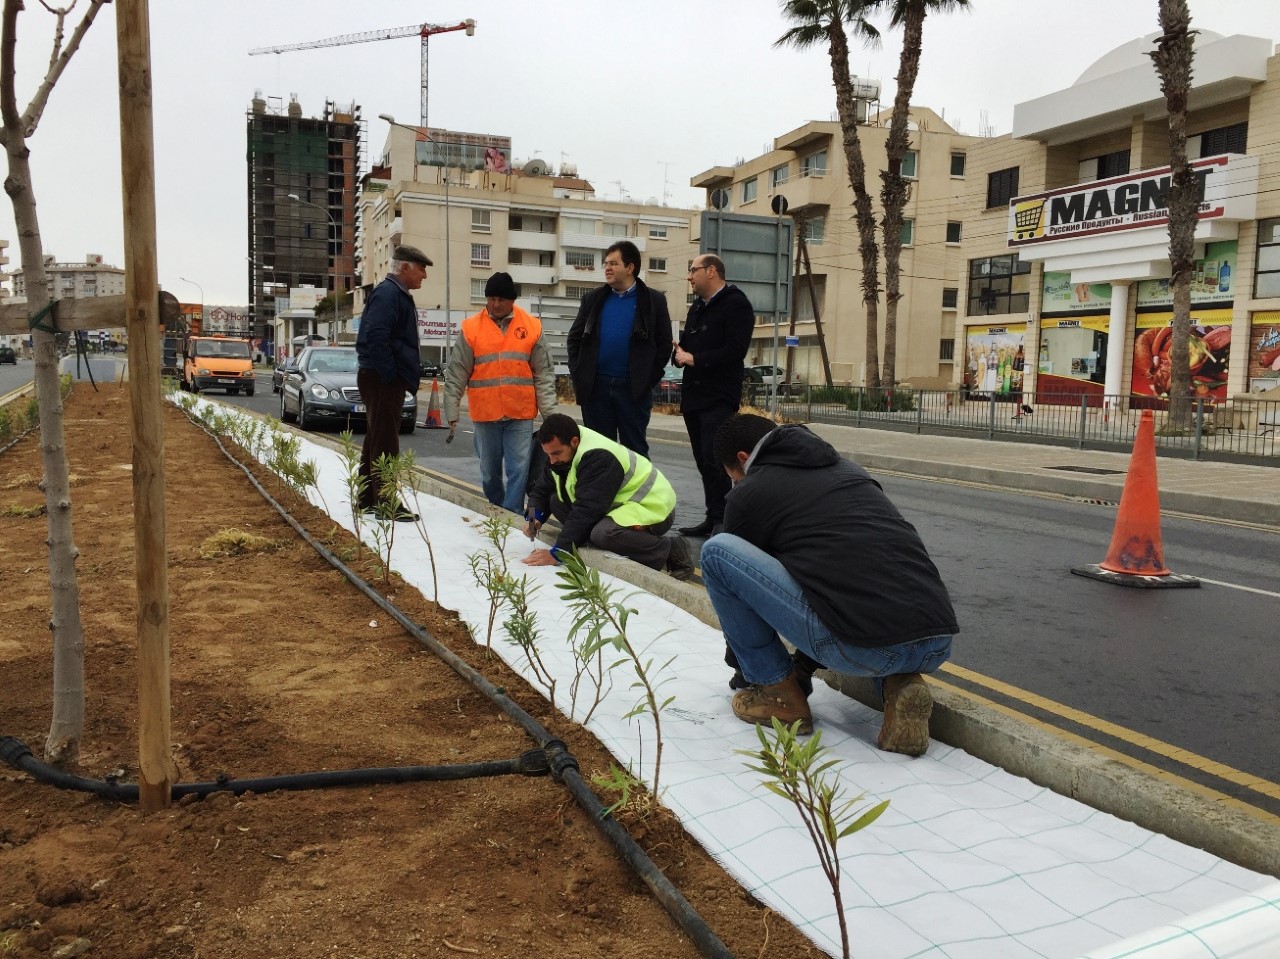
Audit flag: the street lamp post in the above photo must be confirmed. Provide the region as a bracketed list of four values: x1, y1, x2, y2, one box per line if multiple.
[378, 113, 452, 367]
[177, 276, 203, 334]
[286, 193, 345, 341]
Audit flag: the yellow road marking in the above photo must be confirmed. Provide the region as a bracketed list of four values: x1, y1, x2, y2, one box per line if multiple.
[938, 663, 1280, 803]
[928, 676, 1280, 825]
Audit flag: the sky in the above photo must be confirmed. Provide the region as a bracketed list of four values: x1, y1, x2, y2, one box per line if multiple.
[3, 0, 1279, 306]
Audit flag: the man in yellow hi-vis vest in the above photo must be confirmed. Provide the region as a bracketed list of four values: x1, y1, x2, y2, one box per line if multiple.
[521, 413, 692, 581]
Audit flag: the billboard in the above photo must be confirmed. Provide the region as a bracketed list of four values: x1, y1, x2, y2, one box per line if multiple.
[416, 128, 512, 173]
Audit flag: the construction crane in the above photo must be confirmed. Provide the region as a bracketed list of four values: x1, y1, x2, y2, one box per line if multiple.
[249, 19, 476, 131]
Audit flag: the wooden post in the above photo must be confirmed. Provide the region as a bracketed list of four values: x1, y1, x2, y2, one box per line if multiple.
[116, 0, 173, 811]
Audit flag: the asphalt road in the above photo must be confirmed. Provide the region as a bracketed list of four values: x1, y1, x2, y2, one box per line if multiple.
[98, 374, 1280, 819]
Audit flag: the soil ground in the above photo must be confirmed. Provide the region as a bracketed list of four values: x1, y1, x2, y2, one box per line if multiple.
[0, 383, 817, 959]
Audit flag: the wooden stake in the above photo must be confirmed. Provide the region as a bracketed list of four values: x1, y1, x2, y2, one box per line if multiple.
[116, 0, 173, 811]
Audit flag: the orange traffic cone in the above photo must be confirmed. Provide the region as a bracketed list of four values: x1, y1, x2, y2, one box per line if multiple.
[1071, 410, 1199, 589]
[422, 377, 446, 429]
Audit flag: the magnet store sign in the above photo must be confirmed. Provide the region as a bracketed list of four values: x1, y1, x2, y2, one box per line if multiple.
[1007, 154, 1253, 247]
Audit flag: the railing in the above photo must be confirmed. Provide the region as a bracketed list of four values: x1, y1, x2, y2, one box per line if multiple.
[753, 385, 1280, 462]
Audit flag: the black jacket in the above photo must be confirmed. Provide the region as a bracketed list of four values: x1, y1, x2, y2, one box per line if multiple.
[355, 276, 421, 394]
[527, 449, 624, 552]
[676, 284, 754, 412]
[567, 279, 671, 402]
[722, 424, 959, 648]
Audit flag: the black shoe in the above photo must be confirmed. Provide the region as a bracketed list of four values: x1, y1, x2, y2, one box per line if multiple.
[792, 650, 821, 697]
[679, 519, 714, 537]
[665, 534, 694, 582]
[729, 669, 750, 691]
[1021, 404, 1035, 415]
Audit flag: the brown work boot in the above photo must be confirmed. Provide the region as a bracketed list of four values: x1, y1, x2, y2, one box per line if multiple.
[732, 672, 813, 735]
[877, 673, 933, 757]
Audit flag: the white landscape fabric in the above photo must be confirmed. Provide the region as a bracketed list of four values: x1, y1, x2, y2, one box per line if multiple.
[199, 401, 1279, 959]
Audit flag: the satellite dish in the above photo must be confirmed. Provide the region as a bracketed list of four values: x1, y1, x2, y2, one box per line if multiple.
[523, 158, 549, 177]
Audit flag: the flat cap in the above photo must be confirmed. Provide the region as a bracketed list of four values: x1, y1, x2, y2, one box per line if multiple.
[393, 244, 433, 267]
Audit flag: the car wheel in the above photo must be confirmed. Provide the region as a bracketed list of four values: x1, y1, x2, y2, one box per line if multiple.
[399, 417, 415, 435]
[297, 401, 311, 431]
[280, 391, 296, 424]
[246, 387, 255, 397]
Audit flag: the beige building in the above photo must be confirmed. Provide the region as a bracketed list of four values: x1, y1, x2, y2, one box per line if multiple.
[960, 29, 1280, 405]
[358, 123, 699, 369]
[691, 108, 983, 388]
[8, 253, 125, 351]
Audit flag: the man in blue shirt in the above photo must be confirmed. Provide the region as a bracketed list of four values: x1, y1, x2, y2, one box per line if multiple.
[567, 240, 671, 457]
[355, 245, 430, 520]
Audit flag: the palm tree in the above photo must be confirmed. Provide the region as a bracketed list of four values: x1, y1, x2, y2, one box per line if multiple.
[877, 0, 971, 390]
[776, 0, 884, 389]
[1149, 0, 1197, 428]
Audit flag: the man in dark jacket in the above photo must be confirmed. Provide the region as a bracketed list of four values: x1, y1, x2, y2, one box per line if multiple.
[566, 240, 670, 457]
[355, 244, 430, 519]
[701, 413, 959, 756]
[673, 254, 754, 536]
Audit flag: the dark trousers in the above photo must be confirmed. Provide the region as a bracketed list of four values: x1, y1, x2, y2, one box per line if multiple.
[549, 496, 675, 569]
[357, 368, 407, 509]
[581, 374, 653, 458]
[683, 403, 737, 525]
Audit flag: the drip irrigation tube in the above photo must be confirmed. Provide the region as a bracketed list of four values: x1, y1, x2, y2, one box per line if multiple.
[0, 737, 549, 802]
[197, 416, 737, 959]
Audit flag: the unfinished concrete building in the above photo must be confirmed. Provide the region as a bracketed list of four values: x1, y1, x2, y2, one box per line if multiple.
[246, 93, 363, 341]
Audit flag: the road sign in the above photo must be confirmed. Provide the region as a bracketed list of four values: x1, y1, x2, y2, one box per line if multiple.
[786, 335, 800, 347]
[699, 211, 793, 314]
[771, 194, 789, 215]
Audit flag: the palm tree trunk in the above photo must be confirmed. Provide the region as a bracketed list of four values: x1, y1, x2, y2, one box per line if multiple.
[1152, 0, 1196, 429]
[826, 17, 882, 389]
[879, 3, 927, 391]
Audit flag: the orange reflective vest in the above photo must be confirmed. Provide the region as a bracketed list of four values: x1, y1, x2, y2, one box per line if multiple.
[461, 306, 541, 422]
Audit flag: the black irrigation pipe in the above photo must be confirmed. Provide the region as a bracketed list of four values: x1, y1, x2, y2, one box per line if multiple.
[0, 737, 550, 802]
[187, 414, 737, 959]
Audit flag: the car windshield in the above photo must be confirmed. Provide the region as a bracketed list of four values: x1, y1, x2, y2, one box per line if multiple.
[307, 350, 358, 374]
[195, 340, 251, 359]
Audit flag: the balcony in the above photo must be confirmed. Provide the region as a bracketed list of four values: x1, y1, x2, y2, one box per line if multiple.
[769, 172, 837, 214]
[508, 229, 559, 252]
[560, 232, 647, 252]
[507, 265, 557, 288]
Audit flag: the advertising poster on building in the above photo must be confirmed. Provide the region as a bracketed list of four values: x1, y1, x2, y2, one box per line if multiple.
[1248, 311, 1280, 391]
[1042, 271, 1113, 316]
[1036, 316, 1109, 401]
[1131, 308, 1232, 401]
[416, 129, 512, 172]
[964, 323, 1026, 396]
[1135, 240, 1237, 309]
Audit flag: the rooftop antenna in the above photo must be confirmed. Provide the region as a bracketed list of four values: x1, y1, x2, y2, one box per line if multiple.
[657, 160, 675, 206]
[610, 180, 629, 202]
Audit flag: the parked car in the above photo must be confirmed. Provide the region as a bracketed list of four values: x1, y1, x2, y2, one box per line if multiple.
[0, 346, 16, 365]
[271, 355, 302, 394]
[420, 361, 443, 379]
[749, 364, 803, 396]
[652, 364, 683, 404]
[279, 346, 417, 434]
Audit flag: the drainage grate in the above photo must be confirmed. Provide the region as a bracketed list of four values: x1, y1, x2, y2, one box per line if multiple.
[1043, 465, 1126, 475]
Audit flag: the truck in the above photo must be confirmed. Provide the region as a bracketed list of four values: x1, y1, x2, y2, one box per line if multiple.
[181, 333, 256, 396]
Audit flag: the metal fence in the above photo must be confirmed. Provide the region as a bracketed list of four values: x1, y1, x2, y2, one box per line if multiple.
[747, 385, 1280, 462]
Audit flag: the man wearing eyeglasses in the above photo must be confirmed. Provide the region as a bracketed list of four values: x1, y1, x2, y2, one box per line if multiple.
[672, 254, 754, 537]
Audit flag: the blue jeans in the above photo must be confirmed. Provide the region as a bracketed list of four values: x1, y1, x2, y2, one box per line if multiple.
[700, 534, 953, 692]
[581, 373, 653, 457]
[473, 419, 535, 514]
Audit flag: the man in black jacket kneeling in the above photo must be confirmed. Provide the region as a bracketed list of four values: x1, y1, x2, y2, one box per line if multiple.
[702, 413, 959, 756]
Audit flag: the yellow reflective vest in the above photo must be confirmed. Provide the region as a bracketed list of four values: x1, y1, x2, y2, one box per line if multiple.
[562, 427, 675, 528]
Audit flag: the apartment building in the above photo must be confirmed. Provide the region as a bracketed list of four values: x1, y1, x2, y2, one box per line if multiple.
[960, 29, 1280, 404]
[359, 123, 698, 370]
[247, 93, 363, 341]
[8, 253, 125, 351]
[690, 108, 983, 387]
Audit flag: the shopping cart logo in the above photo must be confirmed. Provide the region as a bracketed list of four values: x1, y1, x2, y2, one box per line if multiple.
[1013, 199, 1046, 242]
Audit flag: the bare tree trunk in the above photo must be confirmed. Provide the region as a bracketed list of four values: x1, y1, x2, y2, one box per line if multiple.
[825, 18, 881, 389]
[1, 133, 86, 766]
[1151, 0, 1197, 429]
[1, 0, 111, 767]
[879, 3, 927, 391]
